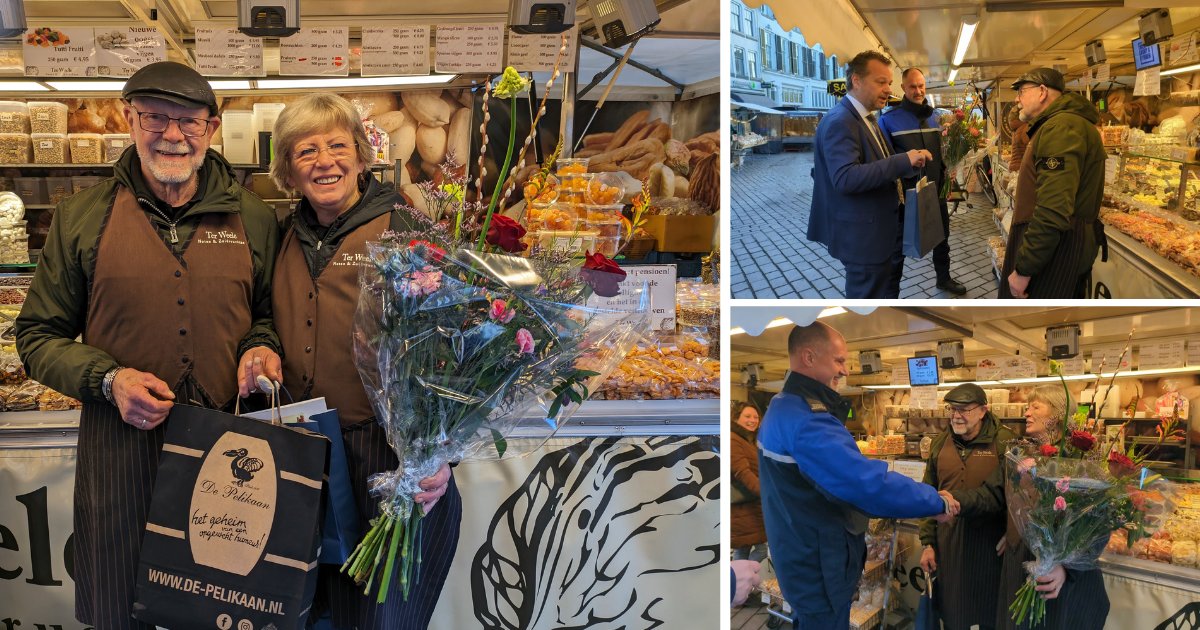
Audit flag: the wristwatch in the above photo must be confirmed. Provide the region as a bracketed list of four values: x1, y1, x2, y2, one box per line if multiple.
[102, 367, 125, 404]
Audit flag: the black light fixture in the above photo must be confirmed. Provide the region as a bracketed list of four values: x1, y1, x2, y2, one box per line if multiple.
[509, 0, 575, 34]
[588, 0, 660, 49]
[237, 0, 300, 38]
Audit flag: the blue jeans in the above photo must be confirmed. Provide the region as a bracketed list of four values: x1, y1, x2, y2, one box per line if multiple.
[733, 543, 769, 563]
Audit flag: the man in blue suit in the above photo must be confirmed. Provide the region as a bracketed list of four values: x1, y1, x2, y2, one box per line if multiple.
[807, 50, 932, 298]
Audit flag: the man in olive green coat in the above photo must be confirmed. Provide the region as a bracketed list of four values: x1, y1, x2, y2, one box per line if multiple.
[919, 383, 1017, 630]
[1005, 68, 1107, 299]
[14, 61, 282, 629]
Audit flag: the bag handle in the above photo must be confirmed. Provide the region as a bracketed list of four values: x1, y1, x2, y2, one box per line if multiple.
[233, 376, 285, 425]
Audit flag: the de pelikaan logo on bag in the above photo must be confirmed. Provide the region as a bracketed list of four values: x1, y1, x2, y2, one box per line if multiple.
[223, 448, 264, 486]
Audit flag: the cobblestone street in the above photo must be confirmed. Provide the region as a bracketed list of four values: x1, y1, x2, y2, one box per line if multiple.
[731, 151, 1001, 299]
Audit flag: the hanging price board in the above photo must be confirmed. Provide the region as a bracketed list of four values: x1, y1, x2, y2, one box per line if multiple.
[195, 26, 264, 77]
[361, 26, 430, 76]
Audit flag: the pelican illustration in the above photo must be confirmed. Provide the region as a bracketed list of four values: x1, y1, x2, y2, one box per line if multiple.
[222, 448, 264, 486]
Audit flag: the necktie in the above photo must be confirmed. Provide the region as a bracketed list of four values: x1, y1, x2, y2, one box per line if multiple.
[867, 113, 905, 204]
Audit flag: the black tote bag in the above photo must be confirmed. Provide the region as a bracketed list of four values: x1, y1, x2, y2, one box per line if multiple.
[132, 403, 329, 630]
[903, 175, 946, 259]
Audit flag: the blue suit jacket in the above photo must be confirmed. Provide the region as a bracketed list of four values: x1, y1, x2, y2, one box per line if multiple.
[807, 97, 918, 265]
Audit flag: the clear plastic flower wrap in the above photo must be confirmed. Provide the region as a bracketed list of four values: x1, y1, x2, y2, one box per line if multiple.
[345, 236, 648, 601]
[1002, 441, 1173, 626]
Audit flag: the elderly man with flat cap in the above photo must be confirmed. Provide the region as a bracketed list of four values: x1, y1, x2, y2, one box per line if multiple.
[15, 61, 281, 628]
[1001, 68, 1107, 299]
[918, 383, 1016, 630]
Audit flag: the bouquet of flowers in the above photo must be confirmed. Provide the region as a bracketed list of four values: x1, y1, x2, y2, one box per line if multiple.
[1005, 351, 1176, 626]
[939, 106, 987, 197]
[341, 42, 649, 603]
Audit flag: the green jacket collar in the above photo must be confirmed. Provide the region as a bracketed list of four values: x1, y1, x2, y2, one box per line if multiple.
[1028, 92, 1100, 136]
[113, 147, 243, 220]
[952, 412, 1003, 448]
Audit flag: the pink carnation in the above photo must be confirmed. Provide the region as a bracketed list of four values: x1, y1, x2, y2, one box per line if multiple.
[515, 328, 535, 354]
[1054, 496, 1067, 511]
[401, 269, 443, 297]
[1056, 477, 1070, 493]
[489, 299, 515, 324]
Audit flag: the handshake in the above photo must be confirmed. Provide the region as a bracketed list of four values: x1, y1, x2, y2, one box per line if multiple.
[935, 490, 961, 523]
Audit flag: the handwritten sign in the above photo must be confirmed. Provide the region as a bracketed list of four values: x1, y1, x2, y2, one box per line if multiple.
[23, 27, 96, 77]
[1168, 32, 1199, 66]
[506, 26, 578, 72]
[279, 27, 349, 76]
[976, 356, 1004, 380]
[95, 27, 165, 77]
[361, 26, 430, 76]
[1001, 356, 1037, 379]
[586, 264, 677, 331]
[1055, 356, 1085, 376]
[1138, 340, 1185, 370]
[1092, 344, 1132, 373]
[435, 23, 505, 73]
[1188, 340, 1200, 366]
[910, 385, 938, 410]
[1095, 63, 1110, 83]
[195, 26, 264, 77]
[891, 459, 927, 483]
[1134, 68, 1161, 96]
[891, 365, 910, 386]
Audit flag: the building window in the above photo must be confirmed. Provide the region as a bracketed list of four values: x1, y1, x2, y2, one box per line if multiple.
[789, 42, 799, 76]
[733, 46, 746, 78]
[829, 55, 837, 79]
[803, 47, 815, 78]
[749, 51, 758, 79]
[731, 3, 742, 34]
[774, 34, 785, 72]
[819, 52, 828, 80]
[743, 9, 754, 34]
[762, 31, 772, 71]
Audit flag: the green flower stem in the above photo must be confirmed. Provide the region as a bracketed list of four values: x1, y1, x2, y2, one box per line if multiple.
[477, 99, 518, 250]
[377, 511, 404, 604]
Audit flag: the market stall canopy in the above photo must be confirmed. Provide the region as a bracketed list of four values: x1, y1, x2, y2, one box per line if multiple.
[732, 305, 1198, 384]
[749, 0, 1200, 90]
[741, 0, 884, 62]
[731, 93, 787, 114]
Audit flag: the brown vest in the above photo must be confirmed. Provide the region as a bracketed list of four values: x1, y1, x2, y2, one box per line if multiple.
[1013, 128, 1039, 226]
[935, 431, 1001, 494]
[273, 212, 390, 425]
[85, 186, 253, 406]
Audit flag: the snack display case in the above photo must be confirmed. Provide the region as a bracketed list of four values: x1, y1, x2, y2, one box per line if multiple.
[1098, 152, 1200, 297]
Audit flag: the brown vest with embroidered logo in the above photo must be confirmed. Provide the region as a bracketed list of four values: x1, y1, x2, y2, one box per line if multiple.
[85, 186, 253, 407]
[273, 212, 390, 426]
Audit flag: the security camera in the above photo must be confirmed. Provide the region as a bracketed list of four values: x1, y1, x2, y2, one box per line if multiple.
[510, 0, 575, 34]
[589, 0, 660, 48]
[238, 0, 300, 38]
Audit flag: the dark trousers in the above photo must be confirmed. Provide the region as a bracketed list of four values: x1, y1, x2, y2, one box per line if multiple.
[932, 198, 953, 280]
[794, 598, 852, 630]
[843, 217, 904, 298]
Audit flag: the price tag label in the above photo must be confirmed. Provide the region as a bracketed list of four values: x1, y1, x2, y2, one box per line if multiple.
[195, 25, 264, 77]
[23, 27, 96, 77]
[279, 27, 350, 76]
[435, 23, 505, 73]
[95, 27, 165, 77]
[1138, 340, 1185, 370]
[361, 26, 430, 76]
[506, 26, 578, 71]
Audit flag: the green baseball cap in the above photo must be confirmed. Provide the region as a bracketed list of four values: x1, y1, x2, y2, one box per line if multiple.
[1011, 67, 1065, 93]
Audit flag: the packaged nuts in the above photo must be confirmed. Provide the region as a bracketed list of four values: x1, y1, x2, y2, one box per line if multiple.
[68, 133, 102, 164]
[0, 133, 30, 163]
[103, 133, 130, 162]
[0, 102, 29, 134]
[27, 102, 67, 134]
[31, 133, 67, 164]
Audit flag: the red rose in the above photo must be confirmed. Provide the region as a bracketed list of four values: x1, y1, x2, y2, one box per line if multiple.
[1109, 451, 1137, 478]
[1039, 444, 1059, 457]
[485, 215, 528, 253]
[1069, 430, 1096, 452]
[407, 239, 446, 262]
[955, 110, 965, 121]
[581, 251, 626, 297]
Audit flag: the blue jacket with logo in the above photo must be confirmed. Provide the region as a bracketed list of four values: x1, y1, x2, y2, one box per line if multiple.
[877, 99, 947, 193]
[758, 372, 945, 615]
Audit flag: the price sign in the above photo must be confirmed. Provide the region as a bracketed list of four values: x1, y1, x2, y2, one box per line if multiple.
[195, 26, 264, 77]
[891, 365, 910, 386]
[95, 27, 165, 77]
[891, 460, 927, 483]
[361, 26, 430, 76]
[1092, 344, 1132, 372]
[1138, 340, 1185, 370]
[435, 23, 505, 73]
[910, 385, 938, 410]
[506, 26, 578, 72]
[1055, 356, 1085, 376]
[976, 356, 1004, 380]
[586, 264, 677, 331]
[23, 27, 96, 77]
[279, 27, 349, 76]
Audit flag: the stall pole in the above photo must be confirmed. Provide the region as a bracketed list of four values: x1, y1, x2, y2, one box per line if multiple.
[560, 36, 583, 158]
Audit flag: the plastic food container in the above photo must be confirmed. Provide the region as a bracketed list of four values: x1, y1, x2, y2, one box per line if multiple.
[103, 133, 131, 162]
[71, 176, 103, 194]
[594, 236, 619, 257]
[221, 110, 254, 164]
[0, 133, 30, 164]
[0, 102, 29, 134]
[31, 133, 67, 164]
[27, 102, 67, 134]
[44, 176, 72, 204]
[68, 133, 103, 164]
[13, 177, 45, 205]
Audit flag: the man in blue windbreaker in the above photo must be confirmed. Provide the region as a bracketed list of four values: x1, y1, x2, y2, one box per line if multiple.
[758, 321, 959, 629]
[878, 67, 967, 295]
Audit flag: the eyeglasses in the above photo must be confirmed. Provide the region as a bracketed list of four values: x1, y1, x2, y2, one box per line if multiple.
[1017, 84, 1043, 96]
[292, 141, 357, 166]
[949, 404, 981, 416]
[131, 108, 211, 137]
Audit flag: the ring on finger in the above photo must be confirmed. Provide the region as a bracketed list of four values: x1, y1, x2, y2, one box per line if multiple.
[140, 418, 147, 429]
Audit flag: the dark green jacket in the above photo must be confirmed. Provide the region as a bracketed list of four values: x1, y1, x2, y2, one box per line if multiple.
[1013, 93, 1106, 279]
[919, 414, 1016, 548]
[15, 148, 280, 402]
